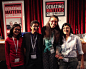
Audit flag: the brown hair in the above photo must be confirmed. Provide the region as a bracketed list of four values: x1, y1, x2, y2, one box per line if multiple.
[44, 15, 60, 38]
[30, 20, 39, 27]
[46, 15, 59, 27]
[41, 15, 63, 45]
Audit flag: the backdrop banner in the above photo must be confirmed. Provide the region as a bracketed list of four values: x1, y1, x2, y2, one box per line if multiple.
[2, 1, 25, 39]
[43, 0, 67, 29]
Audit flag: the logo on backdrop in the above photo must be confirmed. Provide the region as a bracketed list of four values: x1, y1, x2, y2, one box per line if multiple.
[5, 4, 21, 17]
[45, 1, 65, 17]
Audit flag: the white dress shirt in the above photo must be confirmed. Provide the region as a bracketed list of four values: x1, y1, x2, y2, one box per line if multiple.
[61, 34, 84, 58]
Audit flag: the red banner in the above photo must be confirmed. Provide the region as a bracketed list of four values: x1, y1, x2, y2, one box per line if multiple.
[2, 1, 25, 39]
[45, 1, 65, 17]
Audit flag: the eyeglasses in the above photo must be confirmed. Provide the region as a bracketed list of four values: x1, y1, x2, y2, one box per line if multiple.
[50, 21, 58, 23]
[32, 26, 39, 28]
[63, 27, 70, 30]
[15, 28, 21, 31]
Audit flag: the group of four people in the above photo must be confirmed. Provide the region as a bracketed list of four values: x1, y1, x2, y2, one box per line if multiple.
[5, 15, 84, 69]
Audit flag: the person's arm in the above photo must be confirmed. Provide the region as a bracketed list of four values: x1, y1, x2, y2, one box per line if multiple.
[80, 54, 84, 69]
[5, 40, 11, 69]
[76, 36, 84, 69]
[55, 47, 63, 59]
[55, 49, 60, 58]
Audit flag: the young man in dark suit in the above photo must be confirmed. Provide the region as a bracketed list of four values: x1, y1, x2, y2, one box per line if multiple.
[23, 20, 43, 69]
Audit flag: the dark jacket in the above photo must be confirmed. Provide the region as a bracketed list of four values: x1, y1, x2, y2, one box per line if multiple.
[22, 32, 43, 65]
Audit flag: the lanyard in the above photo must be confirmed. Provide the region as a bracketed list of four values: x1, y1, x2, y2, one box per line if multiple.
[12, 37, 18, 55]
[31, 35, 37, 51]
[50, 35, 54, 44]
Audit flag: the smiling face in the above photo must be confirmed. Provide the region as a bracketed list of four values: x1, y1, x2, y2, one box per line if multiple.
[13, 26, 21, 36]
[63, 25, 70, 36]
[30, 23, 39, 34]
[49, 17, 58, 28]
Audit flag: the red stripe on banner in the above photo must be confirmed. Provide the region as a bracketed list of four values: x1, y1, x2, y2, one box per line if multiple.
[46, 2, 64, 5]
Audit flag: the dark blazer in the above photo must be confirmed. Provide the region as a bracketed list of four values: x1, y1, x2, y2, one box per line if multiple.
[22, 32, 43, 65]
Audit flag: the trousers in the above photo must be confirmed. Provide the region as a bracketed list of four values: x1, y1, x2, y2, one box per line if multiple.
[59, 57, 78, 69]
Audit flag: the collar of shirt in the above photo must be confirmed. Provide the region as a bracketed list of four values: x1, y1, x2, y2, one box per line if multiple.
[63, 34, 74, 43]
[31, 32, 37, 37]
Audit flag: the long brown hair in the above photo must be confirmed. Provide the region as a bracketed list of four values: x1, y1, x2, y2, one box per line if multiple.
[41, 15, 63, 46]
[45, 15, 60, 38]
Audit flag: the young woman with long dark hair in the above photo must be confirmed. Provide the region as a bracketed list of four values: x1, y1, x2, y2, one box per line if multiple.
[5, 24, 25, 69]
[41, 15, 62, 69]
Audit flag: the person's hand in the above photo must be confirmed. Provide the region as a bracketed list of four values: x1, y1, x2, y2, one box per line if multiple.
[55, 54, 59, 58]
[58, 54, 63, 59]
[80, 64, 84, 69]
[55, 50, 60, 58]
[55, 54, 63, 59]
[58, 55, 63, 59]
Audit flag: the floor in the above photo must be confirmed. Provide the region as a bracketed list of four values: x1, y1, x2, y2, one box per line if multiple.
[0, 61, 86, 69]
[0, 61, 7, 69]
